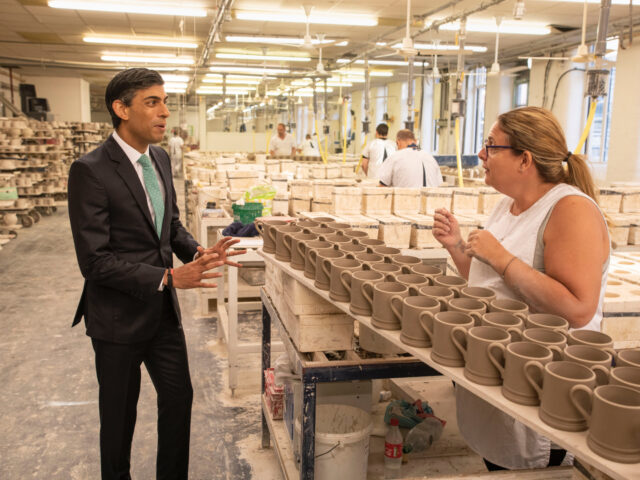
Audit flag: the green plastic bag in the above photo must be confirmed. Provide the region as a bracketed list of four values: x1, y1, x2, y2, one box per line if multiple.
[243, 184, 277, 216]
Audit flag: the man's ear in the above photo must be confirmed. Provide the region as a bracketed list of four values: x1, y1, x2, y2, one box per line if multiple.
[111, 99, 129, 123]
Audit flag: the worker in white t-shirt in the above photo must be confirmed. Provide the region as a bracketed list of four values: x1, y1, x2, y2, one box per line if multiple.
[378, 129, 443, 188]
[168, 129, 184, 177]
[269, 123, 296, 157]
[361, 123, 397, 180]
[299, 133, 320, 156]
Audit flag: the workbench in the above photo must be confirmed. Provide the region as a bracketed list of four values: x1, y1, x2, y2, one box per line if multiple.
[259, 249, 638, 480]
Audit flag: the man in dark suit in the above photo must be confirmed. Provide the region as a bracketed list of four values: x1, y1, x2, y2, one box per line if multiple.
[68, 68, 245, 480]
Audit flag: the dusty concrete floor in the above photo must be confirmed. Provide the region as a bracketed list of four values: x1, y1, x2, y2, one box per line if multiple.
[0, 184, 282, 479]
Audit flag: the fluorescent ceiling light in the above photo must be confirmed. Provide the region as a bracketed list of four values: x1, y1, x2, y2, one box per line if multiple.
[198, 86, 256, 91]
[202, 78, 262, 84]
[101, 53, 194, 65]
[215, 53, 310, 62]
[166, 88, 187, 93]
[438, 19, 550, 35]
[224, 35, 346, 46]
[164, 82, 188, 89]
[376, 42, 387, 46]
[83, 36, 198, 49]
[394, 42, 488, 53]
[161, 74, 190, 82]
[48, 0, 207, 17]
[197, 88, 252, 95]
[154, 66, 191, 71]
[206, 74, 275, 81]
[291, 80, 352, 87]
[209, 66, 290, 74]
[235, 11, 377, 27]
[336, 69, 394, 77]
[337, 59, 425, 67]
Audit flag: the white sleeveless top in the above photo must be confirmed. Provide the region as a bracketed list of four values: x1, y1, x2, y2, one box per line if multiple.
[457, 183, 610, 469]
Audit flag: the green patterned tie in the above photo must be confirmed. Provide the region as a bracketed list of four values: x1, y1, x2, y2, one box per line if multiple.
[137, 154, 164, 238]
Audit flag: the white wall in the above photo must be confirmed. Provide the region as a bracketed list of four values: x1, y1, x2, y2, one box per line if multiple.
[483, 74, 514, 139]
[606, 39, 640, 183]
[23, 76, 90, 122]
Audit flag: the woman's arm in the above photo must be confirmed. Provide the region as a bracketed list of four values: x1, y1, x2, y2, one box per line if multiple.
[466, 196, 609, 328]
[433, 208, 473, 279]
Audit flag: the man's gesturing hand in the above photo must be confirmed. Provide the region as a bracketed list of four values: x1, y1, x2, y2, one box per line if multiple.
[195, 236, 247, 268]
[172, 253, 224, 289]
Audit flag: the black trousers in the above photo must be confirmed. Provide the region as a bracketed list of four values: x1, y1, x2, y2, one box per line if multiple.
[483, 448, 567, 471]
[91, 293, 193, 480]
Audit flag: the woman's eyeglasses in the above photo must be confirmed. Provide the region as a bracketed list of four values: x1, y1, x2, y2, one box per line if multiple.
[482, 139, 518, 158]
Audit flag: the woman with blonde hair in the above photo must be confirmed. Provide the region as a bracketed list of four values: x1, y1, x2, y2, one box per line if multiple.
[433, 106, 610, 470]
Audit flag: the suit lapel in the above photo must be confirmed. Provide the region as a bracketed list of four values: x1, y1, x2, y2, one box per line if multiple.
[105, 136, 157, 236]
[150, 146, 172, 241]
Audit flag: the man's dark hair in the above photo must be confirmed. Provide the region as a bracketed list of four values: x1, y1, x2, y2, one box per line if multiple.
[105, 68, 164, 128]
[376, 123, 389, 137]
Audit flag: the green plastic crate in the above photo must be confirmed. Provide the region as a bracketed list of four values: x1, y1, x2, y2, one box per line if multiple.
[232, 202, 263, 224]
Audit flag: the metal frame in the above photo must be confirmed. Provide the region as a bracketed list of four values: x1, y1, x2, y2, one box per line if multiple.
[260, 288, 440, 480]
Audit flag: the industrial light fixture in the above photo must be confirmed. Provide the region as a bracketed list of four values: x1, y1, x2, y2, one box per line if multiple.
[291, 79, 352, 87]
[397, 42, 488, 53]
[209, 65, 290, 75]
[202, 78, 262, 84]
[513, 0, 526, 20]
[163, 82, 188, 89]
[165, 88, 187, 94]
[336, 68, 394, 77]
[197, 87, 254, 95]
[224, 35, 347, 46]
[215, 53, 311, 62]
[153, 66, 192, 72]
[101, 53, 195, 64]
[84, 36, 198, 49]
[48, 0, 207, 17]
[206, 73, 275, 81]
[376, 42, 388, 46]
[235, 11, 378, 26]
[438, 19, 550, 35]
[337, 59, 426, 67]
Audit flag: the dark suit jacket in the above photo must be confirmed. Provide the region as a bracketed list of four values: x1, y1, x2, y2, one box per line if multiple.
[68, 135, 199, 344]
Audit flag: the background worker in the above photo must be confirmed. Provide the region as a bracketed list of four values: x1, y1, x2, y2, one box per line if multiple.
[269, 123, 296, 157]
[432, 106, 610, 471]
[168, 128, 184, 177]
[299, 133, 320, 156]
[378, 129, 442, 188]
[361, 123, 396, 180]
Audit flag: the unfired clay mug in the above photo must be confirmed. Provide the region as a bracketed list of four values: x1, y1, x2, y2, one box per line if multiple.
[524, 360, 599, 431]
[567, 330, 615, 358]
[371, 246, 401, 262]
[342, 270, 385, 317]
[446, 297, 487, 326]
[369, 282, 410, 330]
[343, 229, 369, 241]
[400, 296, 440, 347]
[389, 254, 422, 274]
[326, 222, 351, 231]
[459, 286, 496, 308]
[352, 253, 385, 269]
[392, 274, 429, 295]
[563, 345, 612, 385]
[313, 217, 338, 227]
[432, 275, 467, 297]
[616, 348, 640, 368]
[308, 226, 337, 239]
[489, 341, 554, 405]
[312, 248, 345, 290]
[481, 312, 524, 339]
[359, 238, 385, 252]
[526, 313, 569, 332]
[570, 384, 640, 463]
[294, 219, 319, 231]
[409, 264, 443, 284]
[522, 328, 567, 360]
[609, 366, 640, 392]
[324, 233, 356, 249]
[338, 243, 367, 257]
[290, 233, 318, 270]
[275, 225, 302, 262]
[328, 258, 362, 302]
[256, 219, 288, 254]
[419, 285, 455, 311]
[421, 311, 475, 367]
[371, 262, 402, 280]
[451, 325, 511, 385]
[489, 298, 529, 321]
[303, 240, 332, 279]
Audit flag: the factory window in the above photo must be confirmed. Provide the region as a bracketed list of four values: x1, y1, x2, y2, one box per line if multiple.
[513, 73, 529, 108]
[375, 86, 388, 125]
[586, 67, 615, 163]
[470, 67, 487, 154]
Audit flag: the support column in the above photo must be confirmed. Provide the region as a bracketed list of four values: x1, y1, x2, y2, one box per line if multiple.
[198, 95, 207, 151]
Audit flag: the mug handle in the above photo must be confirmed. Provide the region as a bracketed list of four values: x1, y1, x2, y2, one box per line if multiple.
[321, 258, 332, 278]
[401, 265, 412, 274]
[569, 384, 593, 426]
[419, 312, 434, 341]
[346, 252, 355, 260]
[267, 226, 277, 247]
[418, 311, 435, 344]
[507, 327, 523, 342]
[469, 311, 483, 327]
[592, 365, 610, 386]
[604, 347, 617, 365]
[450, 326, 468, 363]
[385, 273, 397, 282]
[487, 342, 507, 379]
[523, 360, 544, 400]
[255, 221, 264, 235]
[437, 297, 449, 311]
[362, 262, 371, 271]
[283, 233, 293, 254]
[308, 249, 318, 267]
[362, 281, 374, 308]
[549, 345, 564, 361]
[340, 270, 353, 294]
[390, 295, 404, 322]
[514, 312, 528, 322]
[296, 241, 306, 261]
[351, 238, 359, 245]
[408, 286, 420, 296]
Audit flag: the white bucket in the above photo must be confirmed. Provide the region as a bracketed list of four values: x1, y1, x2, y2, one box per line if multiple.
[294, 404, 372, 480]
